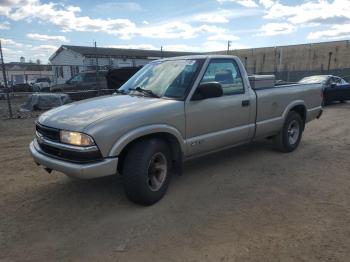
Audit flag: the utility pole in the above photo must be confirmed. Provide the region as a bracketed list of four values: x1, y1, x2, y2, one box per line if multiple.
[94, 41, 100, 96]
[160, 46, 163, 59]
[0, 40, 13, 118]
[227, 41, 231, 55]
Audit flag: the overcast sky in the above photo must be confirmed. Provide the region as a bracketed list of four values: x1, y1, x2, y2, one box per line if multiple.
[0, 0, 349, 63]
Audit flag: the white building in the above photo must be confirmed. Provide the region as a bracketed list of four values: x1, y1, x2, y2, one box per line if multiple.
[49, 45, 198, 84]
[0, 62, 53, 85]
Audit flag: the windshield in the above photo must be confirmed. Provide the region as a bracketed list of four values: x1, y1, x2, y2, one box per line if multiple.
[298, 75, 328, 84]
[120, 59, 203, 99]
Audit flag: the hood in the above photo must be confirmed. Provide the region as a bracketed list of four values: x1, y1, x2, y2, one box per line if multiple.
[38, 95, 171, 131]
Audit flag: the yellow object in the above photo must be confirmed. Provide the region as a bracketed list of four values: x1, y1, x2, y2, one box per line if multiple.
[60, 131, 94, 146]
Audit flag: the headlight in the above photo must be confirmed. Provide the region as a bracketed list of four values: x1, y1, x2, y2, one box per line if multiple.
[60, 131, 95, 146]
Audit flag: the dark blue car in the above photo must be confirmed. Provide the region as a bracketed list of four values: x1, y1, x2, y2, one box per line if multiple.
[299, 75, 350, 105]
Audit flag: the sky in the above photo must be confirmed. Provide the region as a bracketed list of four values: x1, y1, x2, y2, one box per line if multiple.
[0, 0, 349, 63]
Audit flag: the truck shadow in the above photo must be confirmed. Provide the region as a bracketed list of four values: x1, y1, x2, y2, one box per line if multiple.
[28, 138, 275, 209]
[7, 138, 287, 253]
[182, 140, 274, 176]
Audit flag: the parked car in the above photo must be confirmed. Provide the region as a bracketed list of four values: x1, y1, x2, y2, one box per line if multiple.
[30, 55, 323, 205]
[106, 67, 142, 89]
[50, 71, 109, 100]
[32, 77, 52, 92]
[298, 75, 350, 105]
[11, 83, 33, 92]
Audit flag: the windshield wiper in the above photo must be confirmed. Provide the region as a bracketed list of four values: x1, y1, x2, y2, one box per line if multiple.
[114, 89, 126, 95]
[129, 86, 160, 98]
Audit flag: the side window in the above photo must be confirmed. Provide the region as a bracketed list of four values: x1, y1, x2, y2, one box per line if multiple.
[83, 73, 96, 82]
[329, 77, 336, 84]
[200, 59, 244, 95]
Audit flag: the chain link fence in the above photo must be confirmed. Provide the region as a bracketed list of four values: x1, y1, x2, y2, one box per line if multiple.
[1, 63, 350, 119]
[0, 64, 141, 119]
[264, 68, 350, 83]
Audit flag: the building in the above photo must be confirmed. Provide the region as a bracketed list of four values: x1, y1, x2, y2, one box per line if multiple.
[0, 62, 53, 85]
[49, 45, 198, 84]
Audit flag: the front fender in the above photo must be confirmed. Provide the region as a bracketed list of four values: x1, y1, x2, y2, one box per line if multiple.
[108, 124, 186, 157]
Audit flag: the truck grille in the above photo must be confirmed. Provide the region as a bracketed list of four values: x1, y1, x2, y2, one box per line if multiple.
[36, 122, 60, 142]
[38, 143, 102, 163]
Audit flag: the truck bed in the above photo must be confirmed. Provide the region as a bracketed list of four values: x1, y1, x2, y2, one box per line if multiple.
[253, 83, 323, 138]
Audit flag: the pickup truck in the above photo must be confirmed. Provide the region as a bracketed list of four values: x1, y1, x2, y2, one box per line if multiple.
[30, 55, 323, 205]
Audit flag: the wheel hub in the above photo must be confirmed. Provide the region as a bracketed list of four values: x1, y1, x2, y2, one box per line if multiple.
[287, 120, 300, 145]
[147, 152, 167, 191]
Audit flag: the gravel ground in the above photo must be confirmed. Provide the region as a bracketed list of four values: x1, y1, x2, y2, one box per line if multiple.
[0, 103, 349, 262]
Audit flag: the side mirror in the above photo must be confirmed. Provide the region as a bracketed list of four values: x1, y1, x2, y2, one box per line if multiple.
[330, 83, 336, 88]
[192, 82, 223, 100]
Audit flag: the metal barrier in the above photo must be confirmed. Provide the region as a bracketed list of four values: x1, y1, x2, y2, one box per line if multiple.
[0, 88, 117, 119]
[2, 63, 350, 119]
[0, 63, 129, 119]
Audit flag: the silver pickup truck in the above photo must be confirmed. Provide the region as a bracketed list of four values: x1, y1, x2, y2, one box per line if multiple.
[30, 55, 323, 205]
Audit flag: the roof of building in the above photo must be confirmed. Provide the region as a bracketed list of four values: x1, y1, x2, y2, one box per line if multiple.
[49, 45, 200, 61]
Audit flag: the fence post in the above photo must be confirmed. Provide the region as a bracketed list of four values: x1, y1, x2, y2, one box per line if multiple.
[95, 41, 100, 96]
[0, 40, 13, 118]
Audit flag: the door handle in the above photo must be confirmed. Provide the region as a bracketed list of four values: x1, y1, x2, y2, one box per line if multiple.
[242, 100, 250, 107]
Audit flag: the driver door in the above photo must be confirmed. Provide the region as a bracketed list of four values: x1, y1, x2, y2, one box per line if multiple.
[185, 58, 253, 156]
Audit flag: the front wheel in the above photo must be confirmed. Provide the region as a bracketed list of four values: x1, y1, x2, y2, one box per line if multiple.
[273, 111, 303, 152]
[122, 138, 172, 205]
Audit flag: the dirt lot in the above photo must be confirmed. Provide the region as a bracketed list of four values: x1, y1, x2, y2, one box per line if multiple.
[0, 103, 349, 262]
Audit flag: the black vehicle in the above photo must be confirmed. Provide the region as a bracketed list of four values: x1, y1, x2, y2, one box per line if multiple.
[298, 75, 350, 105]
[50, 67, 141, 101]
[11, 83, 33, 92]
[50, 71, 109, 100]
[106, 66, 142, 89]
[51, 71, 108, 92]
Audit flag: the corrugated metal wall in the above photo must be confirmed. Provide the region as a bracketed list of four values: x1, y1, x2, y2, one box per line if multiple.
[213, 40, 350, 81]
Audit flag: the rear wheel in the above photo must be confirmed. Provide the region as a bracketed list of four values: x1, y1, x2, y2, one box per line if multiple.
[122, 138, 172, 205]
[273, 111, 303, 152]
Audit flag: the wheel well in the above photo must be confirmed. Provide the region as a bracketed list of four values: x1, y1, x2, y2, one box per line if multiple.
[117, 133, 183, 174]
[290, 105, 306, 128]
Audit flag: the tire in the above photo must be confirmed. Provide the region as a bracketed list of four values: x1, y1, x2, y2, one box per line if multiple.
[122, 138, 172, 205]
[273, 111, 303, 153]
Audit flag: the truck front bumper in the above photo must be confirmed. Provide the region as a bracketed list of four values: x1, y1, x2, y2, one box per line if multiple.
[30, 140, 118, 179]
